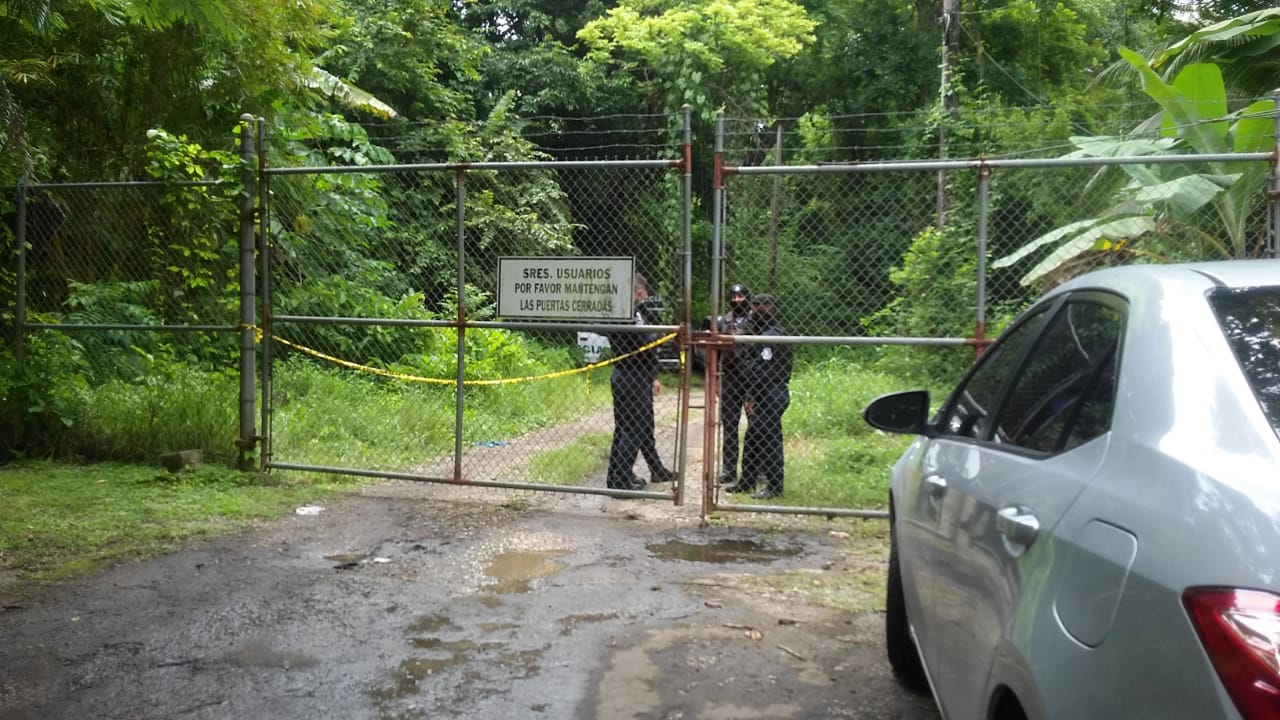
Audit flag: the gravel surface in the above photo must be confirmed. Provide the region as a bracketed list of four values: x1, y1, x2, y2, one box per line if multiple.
[1, 388, 940, 720]
[0, 478, 940, 720]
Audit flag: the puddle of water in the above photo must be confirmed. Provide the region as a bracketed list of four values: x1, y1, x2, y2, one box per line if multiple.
[408, 638, 502, 654]
[369, 656, 466, 701]
[409, 613, 456, 634]
[411, 637, 475, 651]
[646, 538, 802, 564]
[482, 550, 570, 594]
[499, 648, 544, 677]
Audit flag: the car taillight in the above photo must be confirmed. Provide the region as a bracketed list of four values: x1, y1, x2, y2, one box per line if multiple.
[1184, 587, 1280, 720]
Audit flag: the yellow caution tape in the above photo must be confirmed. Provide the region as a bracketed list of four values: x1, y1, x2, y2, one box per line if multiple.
[246, 325, 680, 387]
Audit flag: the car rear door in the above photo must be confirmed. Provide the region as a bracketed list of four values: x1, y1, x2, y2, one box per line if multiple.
[926, 294, 1124, 720]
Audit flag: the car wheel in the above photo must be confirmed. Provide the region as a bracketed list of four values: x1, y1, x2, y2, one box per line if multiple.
[886, 527, 928, 693]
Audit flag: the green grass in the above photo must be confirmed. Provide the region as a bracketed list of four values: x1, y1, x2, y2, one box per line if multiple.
[270, 359, 615, 469]
[0, 460, 351, 584]
[527, 432, 612, 485]
[727, 354, 922, 510]
[69, 365, 240, 464]
[1, 351, 930, 589]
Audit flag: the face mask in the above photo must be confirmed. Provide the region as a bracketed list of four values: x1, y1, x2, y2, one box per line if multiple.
[750, 309, 771, 327]
[730, 298, 749, 314]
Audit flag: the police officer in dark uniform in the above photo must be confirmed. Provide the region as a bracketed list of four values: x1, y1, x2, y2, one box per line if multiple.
[727, 294, 793, 499]
[606, 273, 675, 491]
[717, 283, 753, 486]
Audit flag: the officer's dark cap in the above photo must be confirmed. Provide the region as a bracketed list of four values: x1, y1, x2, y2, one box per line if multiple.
[750, 293, 777, 306]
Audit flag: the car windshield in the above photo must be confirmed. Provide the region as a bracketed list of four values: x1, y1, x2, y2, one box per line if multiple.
[1209, 286, 1280, 439]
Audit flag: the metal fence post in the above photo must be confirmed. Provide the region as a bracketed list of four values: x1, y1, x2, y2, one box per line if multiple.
[677, 105, 694, 509]
[453, 167, 467, 482]
[1270, 89, 1279, 259]
[712, 112, 725, 326]
[975, 163, 991, 353]
[13, 177, 27, 451]
[237, 115, 258, 468]
[256, 117, 273, 471]
[703, 112, 727, 517]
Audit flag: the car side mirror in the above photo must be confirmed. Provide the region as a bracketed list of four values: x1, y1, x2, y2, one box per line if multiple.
[863, 390, 932, 436]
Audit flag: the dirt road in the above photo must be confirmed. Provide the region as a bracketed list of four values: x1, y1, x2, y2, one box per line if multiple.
[0, 476, 939, 720]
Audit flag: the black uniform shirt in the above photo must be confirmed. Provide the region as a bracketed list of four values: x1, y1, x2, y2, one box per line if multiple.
[750, 323, 793, 391]
[719, 309, 753, 375]
[609, 302, 660, 377]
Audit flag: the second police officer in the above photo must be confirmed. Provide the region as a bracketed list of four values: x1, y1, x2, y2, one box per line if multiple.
[717, 283, 753, 487]
[727, 293, 793, 499]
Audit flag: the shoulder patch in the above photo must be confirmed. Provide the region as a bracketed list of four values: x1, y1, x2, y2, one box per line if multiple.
[761, 347, 773, 361]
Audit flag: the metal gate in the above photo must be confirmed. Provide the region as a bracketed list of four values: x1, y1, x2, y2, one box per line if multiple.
[11, 112, 1276, 521]
[258, 114, 701, 507]
[703, 112, 1279, 519]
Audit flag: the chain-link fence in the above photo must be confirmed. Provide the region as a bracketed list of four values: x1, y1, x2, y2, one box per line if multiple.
[709, 113, 1279, 515]
[5, 178, 245, 462]
[8, 111, 1277, 519]
[15, 181, 239, 324]
[260, 156, 693, 502]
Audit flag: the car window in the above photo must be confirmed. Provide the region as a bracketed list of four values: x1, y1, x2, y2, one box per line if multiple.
[938, 304, 1053, 439]
[1209, 286, 1280, 439]
[993, 300, 1123, 452]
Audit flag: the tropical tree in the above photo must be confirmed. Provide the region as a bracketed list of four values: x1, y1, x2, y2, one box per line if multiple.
[2, 0, 331, 181]
[994, 50, 1275, 285]
[1147, 7, 1280, 99]
[576, 0, 817, 124]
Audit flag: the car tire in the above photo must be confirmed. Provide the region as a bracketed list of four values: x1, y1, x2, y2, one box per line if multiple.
[886, 527, 929, 694]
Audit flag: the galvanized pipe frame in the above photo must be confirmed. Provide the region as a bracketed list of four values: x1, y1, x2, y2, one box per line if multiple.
[11, 113, 1277, 518]
[257, 117, 697, 505]
[9, 168, 242, 455]
[706, 116, 1280, 519]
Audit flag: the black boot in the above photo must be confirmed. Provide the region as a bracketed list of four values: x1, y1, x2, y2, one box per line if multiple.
[607, 475, 646, 491]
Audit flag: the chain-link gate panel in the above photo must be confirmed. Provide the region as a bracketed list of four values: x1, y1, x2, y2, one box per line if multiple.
[721, 171, 949, 335]
[18, 182, 239, 326]
[8, 180, 244, 462]
[262, 161, 691, 501]
[708, 122, 1277, 516]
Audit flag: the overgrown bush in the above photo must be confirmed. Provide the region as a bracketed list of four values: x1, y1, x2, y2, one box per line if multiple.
[0, 320, 91, 460]
[860, 225, 982, 386]
[69, 360, 239, 463]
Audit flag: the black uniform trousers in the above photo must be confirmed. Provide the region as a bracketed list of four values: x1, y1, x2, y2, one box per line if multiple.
[741, 385, 790, 493]
[607, 368, 662, 487]
[719, 371, 749, 480]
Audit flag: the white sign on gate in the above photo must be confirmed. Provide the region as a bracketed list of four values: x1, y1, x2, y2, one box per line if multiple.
[497, 257, 634, 321]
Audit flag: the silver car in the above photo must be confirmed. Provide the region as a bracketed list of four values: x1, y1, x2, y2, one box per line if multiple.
[863, 260, 1280, 720]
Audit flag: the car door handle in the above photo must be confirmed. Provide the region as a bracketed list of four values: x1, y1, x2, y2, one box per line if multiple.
[996, 506, 1040, 546]
[924, 474, 947, 497]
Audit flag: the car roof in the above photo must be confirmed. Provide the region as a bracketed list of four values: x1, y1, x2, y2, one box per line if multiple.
[1051, 259, 1280, 297]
